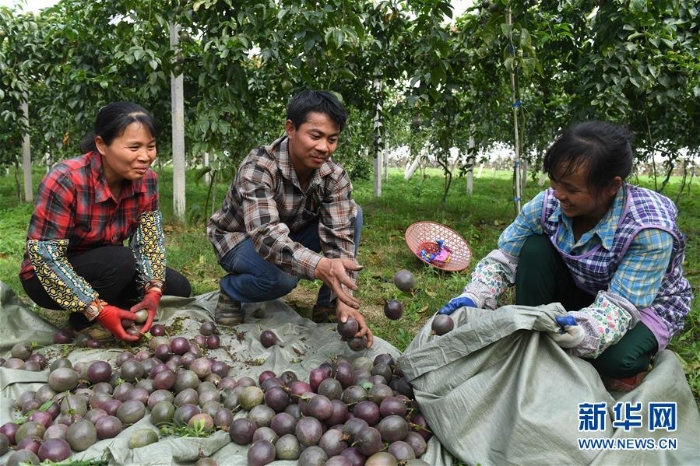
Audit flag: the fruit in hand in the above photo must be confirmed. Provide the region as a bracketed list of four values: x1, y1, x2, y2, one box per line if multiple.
[134, 309, 149, 324]
[432, 315, 454, 336]
[337, 318, 359, 339]
[383, 299, 404, 320]
[393, 269, 415, 292]
[347, 335, 368, 351]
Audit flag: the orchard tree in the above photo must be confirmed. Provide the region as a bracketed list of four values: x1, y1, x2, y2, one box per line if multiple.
[0, 7, 54, 202]
[571, 0, 699, 193]
[3, 0, 698, 215]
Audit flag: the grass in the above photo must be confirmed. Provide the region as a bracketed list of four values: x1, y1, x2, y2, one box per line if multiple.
[1, 165, 698, 403]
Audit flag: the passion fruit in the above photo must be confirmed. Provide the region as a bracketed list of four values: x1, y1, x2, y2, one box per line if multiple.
[383, 299, 404, 320]
[48, 367, 79, 392]
[116, 399, 147, 425]
[150, 400, 176, 426]
[275, 433, 301, 460]
[431, 314, 454, 335]
[188, 413, 214, 432]
[128, 428, 159, 449]
[10, 342, 33, 360]
[87, 360, 113, 384]
[248, 439, 276, 466]
[298, 445, 328, 466]
[239, 386, 264, 410]
[66, 420, 97, 452]
[260, 330, 278, 348]
[393, 269, 415, 292]
[5, 449, 41, 466]
[337, 318, 359, 339]
[0, 432, 10, 455]
[347, 335, 368, 352]
[133, 309, 149, 324]
[199, 321, 217, 336]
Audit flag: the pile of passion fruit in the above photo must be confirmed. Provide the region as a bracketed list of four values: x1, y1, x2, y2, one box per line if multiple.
[0, 268, 460, 465]
[0, 318, 435, 466]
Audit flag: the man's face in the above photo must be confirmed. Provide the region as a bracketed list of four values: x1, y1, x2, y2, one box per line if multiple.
[286, 111, 340, 179]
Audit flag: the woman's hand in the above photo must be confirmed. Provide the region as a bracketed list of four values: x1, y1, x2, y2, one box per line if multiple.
[96, 304, 140, 342]
[438, 294, 477, 315]
[129, 289, 162, 334]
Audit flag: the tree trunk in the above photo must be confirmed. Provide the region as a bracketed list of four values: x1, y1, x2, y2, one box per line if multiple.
[203, 152, 211, 185]
[404, 153, 421, 180]
[465, 130, 475, 195]
[384, 135, 389, 182]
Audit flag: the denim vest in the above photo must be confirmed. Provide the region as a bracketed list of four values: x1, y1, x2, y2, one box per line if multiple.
[540, 185, 692, 337]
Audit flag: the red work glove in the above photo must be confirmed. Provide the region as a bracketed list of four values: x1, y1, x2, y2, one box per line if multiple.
[129, 289, 162, 334]
[96, 304, 140, 342]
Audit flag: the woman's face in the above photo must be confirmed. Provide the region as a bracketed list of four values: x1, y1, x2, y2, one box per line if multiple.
[549, 162, 621, 223]
[96, 122, 157, 185]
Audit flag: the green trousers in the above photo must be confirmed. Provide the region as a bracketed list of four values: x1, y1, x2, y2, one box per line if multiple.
[514, 235, 658, 378]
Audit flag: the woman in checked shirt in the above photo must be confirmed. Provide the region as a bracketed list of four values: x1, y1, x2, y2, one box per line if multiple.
[19, 102, 191, 342]
[437, 120, 693, 391]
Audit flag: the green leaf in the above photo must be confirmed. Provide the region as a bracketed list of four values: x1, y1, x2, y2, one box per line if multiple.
[504, 56, 514, 71]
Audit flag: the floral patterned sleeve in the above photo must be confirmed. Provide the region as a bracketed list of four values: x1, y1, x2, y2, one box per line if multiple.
[130, 210, 166, 288]
[27, 239, 97, 311]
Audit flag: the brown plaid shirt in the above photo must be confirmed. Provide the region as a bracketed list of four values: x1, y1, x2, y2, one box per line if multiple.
[207, 136, 358, 282]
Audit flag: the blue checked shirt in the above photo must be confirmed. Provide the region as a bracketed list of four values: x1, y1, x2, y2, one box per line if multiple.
[464, 186, 691, 350]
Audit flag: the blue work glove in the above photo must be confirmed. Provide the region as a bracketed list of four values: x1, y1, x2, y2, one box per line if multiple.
[438, 295, 477, 315]
[549, 314, 586, 348]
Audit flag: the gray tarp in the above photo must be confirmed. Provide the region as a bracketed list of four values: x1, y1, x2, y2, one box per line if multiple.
[399, 304, 700, 465]
[3, 280, 699, 465]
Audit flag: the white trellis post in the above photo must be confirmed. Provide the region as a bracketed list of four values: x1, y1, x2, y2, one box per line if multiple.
[507, 7, 522, 214]
[21, 96, 33, 203]
[170, 22, 186, 221]
[373, 78, 383, 198]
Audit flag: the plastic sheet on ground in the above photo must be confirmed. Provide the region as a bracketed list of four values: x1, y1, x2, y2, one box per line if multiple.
[0, 282, 408, 465]
[399, 303, 700, 465]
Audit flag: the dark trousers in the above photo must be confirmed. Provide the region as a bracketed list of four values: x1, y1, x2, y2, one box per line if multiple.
[515, 235, 657, 378]
[22, 245, 191, 329]
[219, 205, 363, 306]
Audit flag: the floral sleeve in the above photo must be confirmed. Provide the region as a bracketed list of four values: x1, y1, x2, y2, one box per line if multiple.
[130, 210, 166, 288]
[27, 239, 97, 311]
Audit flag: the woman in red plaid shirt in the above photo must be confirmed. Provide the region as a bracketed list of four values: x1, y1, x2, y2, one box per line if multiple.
[19, 102, 191, 342]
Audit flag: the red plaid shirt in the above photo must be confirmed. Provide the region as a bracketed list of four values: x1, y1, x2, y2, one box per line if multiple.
[20, 151, 165, 311]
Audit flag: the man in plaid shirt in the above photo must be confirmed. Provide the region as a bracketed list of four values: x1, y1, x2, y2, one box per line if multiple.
[208, 90, 373, 348]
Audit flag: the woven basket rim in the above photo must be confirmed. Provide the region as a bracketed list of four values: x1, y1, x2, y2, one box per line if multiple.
[404, 221, 472, 272]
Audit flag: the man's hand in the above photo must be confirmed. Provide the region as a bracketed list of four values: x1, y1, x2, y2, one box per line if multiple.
[129, 289, 161, 334]
[314, 257, 362, 309]
[336, 300, 374, 348]
[438, 294, 477, 315]
[96, 304, 140, 342]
